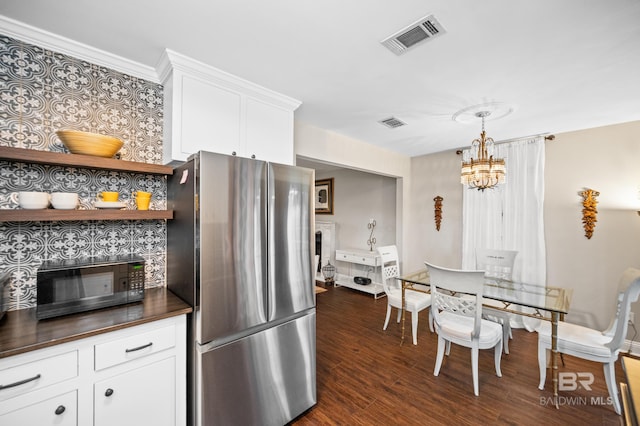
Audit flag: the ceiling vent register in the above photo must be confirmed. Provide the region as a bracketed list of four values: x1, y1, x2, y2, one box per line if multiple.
[381, 14, 446, 55]
[379, 117, 406, 129]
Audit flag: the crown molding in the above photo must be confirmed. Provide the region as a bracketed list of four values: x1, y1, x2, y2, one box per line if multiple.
[158, 49, 301, 111]
[0, 15, 159, 83]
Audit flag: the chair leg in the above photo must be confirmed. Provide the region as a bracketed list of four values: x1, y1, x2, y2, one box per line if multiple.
[428, 308, 434, 333]
[537, 343, 547, 390]
[471, 345, 479, 396]
[434, 335, 446, 377]
[502, 322, 510, 354]
[411, 311, 419, 345]
[604, 362, 621, 415]
[383, 305, 392, 330]
[494, 339, 502, 377]
[396, 306, 402, 323]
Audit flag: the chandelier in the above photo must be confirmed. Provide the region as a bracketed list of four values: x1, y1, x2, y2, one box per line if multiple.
[460, 111, 506, 190]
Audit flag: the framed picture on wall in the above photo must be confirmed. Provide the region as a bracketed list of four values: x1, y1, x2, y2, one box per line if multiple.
[315, 178, 334, 215]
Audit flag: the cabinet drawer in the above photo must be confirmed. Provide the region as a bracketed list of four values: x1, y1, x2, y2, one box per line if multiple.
[0, 389, 77, 425]
[336, 251, 378, 266]
[0, 351, 77, 401]
[94, 324, 176, 371]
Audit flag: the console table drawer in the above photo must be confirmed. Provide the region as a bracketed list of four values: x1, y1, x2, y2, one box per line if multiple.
[336, 250, 378, 267]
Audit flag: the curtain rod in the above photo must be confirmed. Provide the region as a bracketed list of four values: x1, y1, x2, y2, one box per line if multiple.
[455, 133, 555, 155]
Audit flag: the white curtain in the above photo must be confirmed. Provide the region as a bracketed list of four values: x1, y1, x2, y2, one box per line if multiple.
[462, 137, 546, 328]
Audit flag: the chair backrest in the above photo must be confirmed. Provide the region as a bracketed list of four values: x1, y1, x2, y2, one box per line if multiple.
[377, 245, 400, 294]
[475, 249, 518, 281]
[605, 268, 640, 350]
[425, 261, 486, 338]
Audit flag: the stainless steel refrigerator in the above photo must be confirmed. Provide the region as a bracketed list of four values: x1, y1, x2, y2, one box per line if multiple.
[167, 150, 316, 426]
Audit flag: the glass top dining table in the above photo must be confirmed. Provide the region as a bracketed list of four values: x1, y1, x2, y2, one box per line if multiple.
[396, 269, 574, 408]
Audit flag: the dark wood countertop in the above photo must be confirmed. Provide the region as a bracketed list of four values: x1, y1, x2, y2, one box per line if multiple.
[0, 287, 192, 359]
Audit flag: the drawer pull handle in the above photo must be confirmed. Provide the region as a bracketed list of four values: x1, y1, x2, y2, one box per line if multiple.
[125, 342, 153, 353]
[105, 388, 114, 397]
[55, 405, 66, 415]
[0, 373, 41, 391]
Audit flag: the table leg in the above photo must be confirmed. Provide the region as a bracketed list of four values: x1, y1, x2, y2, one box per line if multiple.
[551, 311, 559, 409]
[400, 280, 406, 346]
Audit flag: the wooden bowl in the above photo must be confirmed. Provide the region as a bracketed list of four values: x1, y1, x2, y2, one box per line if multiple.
[56, 130, 124, 158]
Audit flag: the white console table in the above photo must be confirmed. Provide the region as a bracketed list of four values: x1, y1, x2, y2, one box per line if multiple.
[334, 249, 385, 299]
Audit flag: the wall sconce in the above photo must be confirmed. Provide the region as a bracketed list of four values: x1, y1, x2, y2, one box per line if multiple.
[579, 188, 599, 239]
[434, 196, 443, 231]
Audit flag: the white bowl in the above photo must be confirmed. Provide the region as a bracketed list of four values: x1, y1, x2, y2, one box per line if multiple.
[51, 192, 78, 210]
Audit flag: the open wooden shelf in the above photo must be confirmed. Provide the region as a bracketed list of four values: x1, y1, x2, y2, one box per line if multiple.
[1, 145, 175, 222]
[0, 209, 173, 222]
[0, 146, 173, 175]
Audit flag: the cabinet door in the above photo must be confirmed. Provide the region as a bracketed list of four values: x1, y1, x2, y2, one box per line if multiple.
[181, 74, 242, 158]
[0, 390, 77, 426]
[245, 97, 294, 164]
[94, 357, 175, 426]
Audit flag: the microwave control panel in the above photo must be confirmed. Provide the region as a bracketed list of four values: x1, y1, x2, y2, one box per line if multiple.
[128, 263, 145, 299]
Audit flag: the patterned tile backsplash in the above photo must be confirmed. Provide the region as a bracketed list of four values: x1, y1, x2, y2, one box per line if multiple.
[0, 34, 168, 311]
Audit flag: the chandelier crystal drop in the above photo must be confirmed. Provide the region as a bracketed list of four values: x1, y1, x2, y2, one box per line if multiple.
[460, 111, 506, 190]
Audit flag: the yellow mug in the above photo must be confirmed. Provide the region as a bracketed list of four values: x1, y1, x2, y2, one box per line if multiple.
[133, 191, 152, 198]
[99, 191, 119, 202]
[135, 196, 151, 210]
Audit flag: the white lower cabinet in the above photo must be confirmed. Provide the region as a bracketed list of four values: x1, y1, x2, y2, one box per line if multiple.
[0, 390, 77, 425]
[0, 315, 186, 426]
[94, 357, 175, 426]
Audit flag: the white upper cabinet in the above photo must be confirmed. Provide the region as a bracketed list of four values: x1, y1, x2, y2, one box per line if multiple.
[158, 50, 301, 165]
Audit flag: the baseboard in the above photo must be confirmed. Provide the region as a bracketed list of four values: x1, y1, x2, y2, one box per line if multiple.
[622, 339, 640, 357]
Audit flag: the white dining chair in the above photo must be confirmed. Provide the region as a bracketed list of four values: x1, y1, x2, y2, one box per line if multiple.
[425, 261, 503, 396]
[476, 249, 518, 354]
[536, 267, 640, 415]
[377, 245, 432, 345]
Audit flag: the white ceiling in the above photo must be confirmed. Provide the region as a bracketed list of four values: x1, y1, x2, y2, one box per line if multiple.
[2, 0, 640, 157]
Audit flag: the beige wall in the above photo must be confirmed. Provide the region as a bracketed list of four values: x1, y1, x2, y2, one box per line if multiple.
[297, 118, 640, 331]
[406, 149, 463, 271]
[294, 120, 412, 264]
[545, 121, 640, 330]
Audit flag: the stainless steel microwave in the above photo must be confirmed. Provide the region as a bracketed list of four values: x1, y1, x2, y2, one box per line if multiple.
[36, 254, 145, 320]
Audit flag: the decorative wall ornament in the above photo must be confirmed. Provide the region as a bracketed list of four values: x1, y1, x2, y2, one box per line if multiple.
[580, 188, 599, 239]
[434, 196, 443, 231]
[367, 218, 377, 251]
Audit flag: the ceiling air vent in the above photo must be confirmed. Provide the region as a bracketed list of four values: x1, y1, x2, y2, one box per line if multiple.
[379, 117, 406, 129]
[381, 14, 446, 55]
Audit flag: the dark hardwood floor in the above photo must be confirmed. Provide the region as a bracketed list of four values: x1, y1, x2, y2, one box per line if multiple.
[292, 283, 627, 425]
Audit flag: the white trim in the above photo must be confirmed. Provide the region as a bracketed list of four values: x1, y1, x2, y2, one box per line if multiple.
[0, 15, 159, 82]
[157, 49, 301, 111]
[623, 338, 640, 357]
